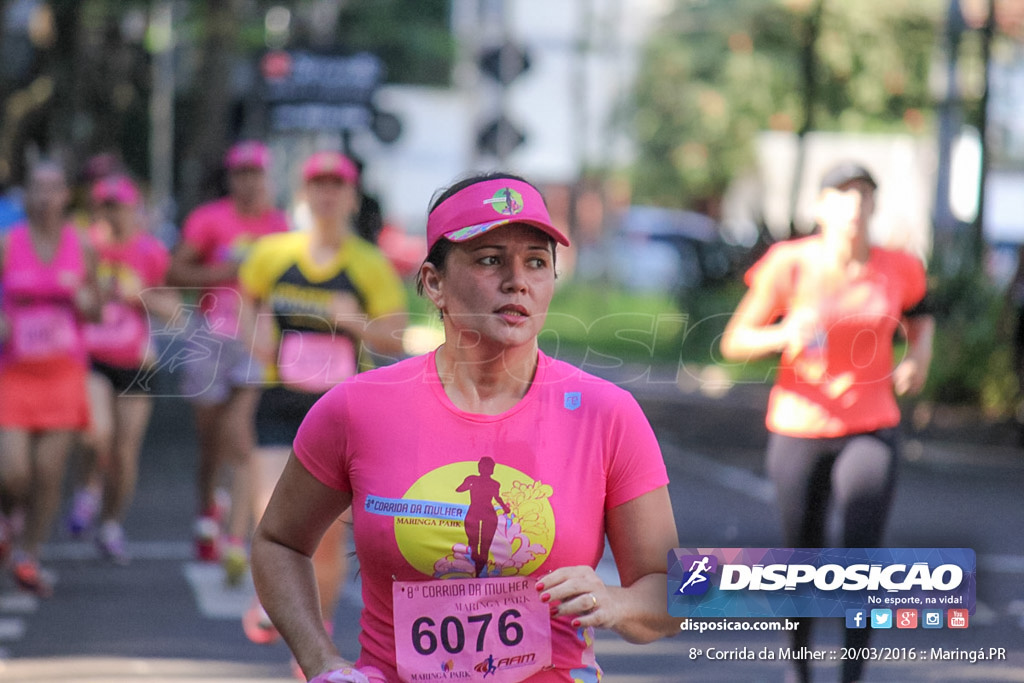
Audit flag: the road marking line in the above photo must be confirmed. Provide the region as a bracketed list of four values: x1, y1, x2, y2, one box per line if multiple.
[183, 563, 254, 620]
[0, 593, 37, 613]
[980, 554, 1024, 574]
[0, 617, 26, 641]
[41, 540, 192, 562]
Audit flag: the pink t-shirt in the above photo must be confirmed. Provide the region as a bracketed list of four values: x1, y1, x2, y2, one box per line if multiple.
[1, 223, 88, 368]
[294, 350, 668, 682]
[744, 236, 927, 437]
[180, 198, 288, 335]
[84, 231, 170, 368]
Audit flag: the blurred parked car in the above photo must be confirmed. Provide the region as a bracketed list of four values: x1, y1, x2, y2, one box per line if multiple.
[602, 205, 738, 294]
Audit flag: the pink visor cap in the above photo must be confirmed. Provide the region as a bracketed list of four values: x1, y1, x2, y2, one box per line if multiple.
[91, 175, 140, 206]
[225, 141, 270, 171]
[302, 150, 359, 184]
[426, 179, 570, 252]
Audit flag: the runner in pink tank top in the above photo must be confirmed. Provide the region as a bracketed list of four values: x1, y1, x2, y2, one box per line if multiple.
[0, 160, 101, 597]
[1, 221, 89, 366]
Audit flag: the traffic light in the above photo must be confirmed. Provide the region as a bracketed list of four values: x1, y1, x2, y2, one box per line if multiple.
[476, 115, 527, 158]
[478, 43, 532, 86]
[476, 42, 531, 157]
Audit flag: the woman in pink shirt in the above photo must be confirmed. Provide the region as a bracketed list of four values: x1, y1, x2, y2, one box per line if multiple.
[252, 173, 683, 683]
[65, 175, 177, 564]
[0, 160, 101, 596]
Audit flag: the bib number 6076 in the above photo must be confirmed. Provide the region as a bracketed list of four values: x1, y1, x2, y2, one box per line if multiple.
[412, 609, 524, 656]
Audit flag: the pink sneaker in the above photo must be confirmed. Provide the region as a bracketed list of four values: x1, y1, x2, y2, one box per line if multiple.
[242, 599, 280, 645]
[194, 508, 221, 562]
[13, 555, 54, 598]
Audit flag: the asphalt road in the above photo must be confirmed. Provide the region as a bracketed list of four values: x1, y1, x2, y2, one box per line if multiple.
[2, 372, 1023, 683]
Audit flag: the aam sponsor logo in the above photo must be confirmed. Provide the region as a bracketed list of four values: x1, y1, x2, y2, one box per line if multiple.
[474, 651, 538, 675]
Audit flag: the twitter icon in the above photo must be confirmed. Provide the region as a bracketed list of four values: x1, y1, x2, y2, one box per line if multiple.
[870, 609, 892, 629]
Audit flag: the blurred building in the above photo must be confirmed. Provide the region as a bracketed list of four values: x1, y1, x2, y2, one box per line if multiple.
[339, 0, 668, 238]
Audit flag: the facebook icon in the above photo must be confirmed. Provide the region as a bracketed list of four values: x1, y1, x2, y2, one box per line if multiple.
[845, 609, 867, 629]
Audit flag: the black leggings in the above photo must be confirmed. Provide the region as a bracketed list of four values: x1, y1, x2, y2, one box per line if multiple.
[766, 429, 899, 683]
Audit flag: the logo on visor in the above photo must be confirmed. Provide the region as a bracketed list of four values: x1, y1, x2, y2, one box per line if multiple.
[485, 188, 524, 216]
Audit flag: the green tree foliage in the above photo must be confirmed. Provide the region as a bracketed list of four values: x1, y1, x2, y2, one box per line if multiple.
[334, 0, 454, 86]
[631, 0, 944, 209]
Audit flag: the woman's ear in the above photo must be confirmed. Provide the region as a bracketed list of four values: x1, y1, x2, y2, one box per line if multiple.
[420, 262, 444, 311]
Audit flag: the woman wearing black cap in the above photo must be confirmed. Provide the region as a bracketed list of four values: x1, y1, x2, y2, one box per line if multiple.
[720, 161, 935, 683]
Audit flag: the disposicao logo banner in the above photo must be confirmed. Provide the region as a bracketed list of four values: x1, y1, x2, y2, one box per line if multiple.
[667, 548, 976, 618]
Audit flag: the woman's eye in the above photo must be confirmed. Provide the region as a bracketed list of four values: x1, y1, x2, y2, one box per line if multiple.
[479, 255, 500, 266]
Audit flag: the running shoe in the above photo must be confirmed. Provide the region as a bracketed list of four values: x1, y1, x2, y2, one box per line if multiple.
[66, 488, 100, 537]
[97, 521, 131, 566]
[194, 513, 221, 562]
[221, 539, 248, 587]
[242, 599, 280, 645]
[13, 555, 54, 598]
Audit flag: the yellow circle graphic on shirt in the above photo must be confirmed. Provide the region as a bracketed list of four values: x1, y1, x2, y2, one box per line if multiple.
[393, 459, 555, 579]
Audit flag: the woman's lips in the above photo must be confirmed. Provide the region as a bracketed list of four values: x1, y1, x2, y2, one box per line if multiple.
[496, 305, 529, 322]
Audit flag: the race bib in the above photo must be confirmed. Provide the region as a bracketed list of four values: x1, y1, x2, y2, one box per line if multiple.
[11, 306, 78, 360]
[393, 577, 552, 682]
[85, 302, 148, 368]
[277, 331, 357, 393]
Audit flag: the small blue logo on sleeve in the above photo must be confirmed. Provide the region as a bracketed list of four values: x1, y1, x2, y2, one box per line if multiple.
[563, 392, 581, 410]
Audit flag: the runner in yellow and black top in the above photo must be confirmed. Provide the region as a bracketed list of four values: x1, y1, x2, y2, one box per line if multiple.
[237, 150, 407, 650]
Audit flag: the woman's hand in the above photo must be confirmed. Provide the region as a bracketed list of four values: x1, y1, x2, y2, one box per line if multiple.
[780, 306, 822, 359]
[536, 566, 618, 630]
[894, 314, 934, 396]
[893, 358, 927, 396]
